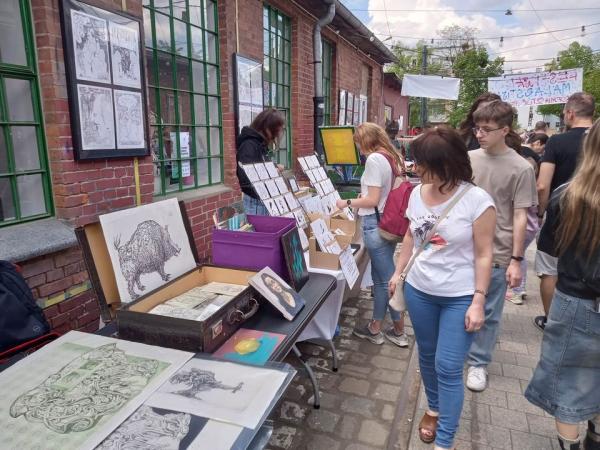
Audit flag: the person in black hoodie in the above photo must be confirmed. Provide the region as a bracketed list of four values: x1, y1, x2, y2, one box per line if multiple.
[236, 108, 285, 215]
[524, 120, 600, 450]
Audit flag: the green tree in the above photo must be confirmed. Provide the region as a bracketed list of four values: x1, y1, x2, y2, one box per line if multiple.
[537, 42, 600, 118]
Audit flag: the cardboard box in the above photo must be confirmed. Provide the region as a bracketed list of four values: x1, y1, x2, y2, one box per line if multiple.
[307, 212, 357, 242]
[308, 235, 353, 270]
[75, 202, 259, 353]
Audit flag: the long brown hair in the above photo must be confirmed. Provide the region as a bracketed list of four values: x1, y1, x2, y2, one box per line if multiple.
[353, 122, 405, 172]
[556, 120, 600, 259]
[250, 108, 286, 146]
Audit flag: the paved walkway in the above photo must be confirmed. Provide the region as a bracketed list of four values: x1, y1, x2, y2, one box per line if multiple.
[266, 247, 571, 449]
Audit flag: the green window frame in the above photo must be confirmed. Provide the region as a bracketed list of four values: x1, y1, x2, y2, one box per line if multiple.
[143, 0, 223, 195]
[0, 0, 52, 227]
[263, 5, 291, 167]
[322, 40, 333, 126]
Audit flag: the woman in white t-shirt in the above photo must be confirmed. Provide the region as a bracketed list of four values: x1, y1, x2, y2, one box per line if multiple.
[389, 127, 496, 450]
[335, 122, 408, 347]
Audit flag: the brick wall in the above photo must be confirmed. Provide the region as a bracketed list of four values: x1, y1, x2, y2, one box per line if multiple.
[383, 84, 410, 135]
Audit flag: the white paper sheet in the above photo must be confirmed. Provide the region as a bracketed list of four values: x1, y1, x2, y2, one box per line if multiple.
[264, 179, 280, 197]
[307, 155, 320, 168]
[263, 198, 280, 216]
[253, 163, 270, 180]
[242, 164, 260, 182]
[284, 192, 299, 210]
[339, 246, 360, 289]
[298, 157, 309, 171]
[274, 195, 289, 213]
[274, 177, 289, 194]
[253, 181, 270, 200]
[264, 161, 279, 178]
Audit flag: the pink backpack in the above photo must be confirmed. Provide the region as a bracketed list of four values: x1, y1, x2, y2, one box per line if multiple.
[375, 152, 414, 242]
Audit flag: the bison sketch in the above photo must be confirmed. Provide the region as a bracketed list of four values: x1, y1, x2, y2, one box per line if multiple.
[114, 220, 181, 300]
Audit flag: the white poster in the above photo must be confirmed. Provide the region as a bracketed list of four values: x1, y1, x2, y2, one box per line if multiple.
[0, 331, 191, 450]
[109, 22, 141, 88]
[170, 132, 190, 177]
[488, 68, 583, 107]
[339, 246, 359, 289]
[401, 74, 461, 100]
[146, 358, 288, 429]
[115, 90, 144, 149]
[77, 84, 115, 150]
[71, 10, 110, 83]
[99, 198, 197, 303]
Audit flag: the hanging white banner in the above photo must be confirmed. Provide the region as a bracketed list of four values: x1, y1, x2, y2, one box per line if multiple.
[488, 68, 583, 107]
[401, 74, 461, 100]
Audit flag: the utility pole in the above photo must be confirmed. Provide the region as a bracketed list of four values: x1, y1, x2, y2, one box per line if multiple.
[420, 45, 428, 128]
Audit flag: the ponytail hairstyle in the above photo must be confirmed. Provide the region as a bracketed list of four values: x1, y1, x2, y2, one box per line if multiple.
[353, 122, 405, 172]
[556, 120, 600, 260]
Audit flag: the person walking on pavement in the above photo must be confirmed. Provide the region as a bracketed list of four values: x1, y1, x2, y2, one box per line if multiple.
[336, 122, 408, 347]
[465, 100, 538, 392]
[389, 127, 495, 450]
[525, 119, 600, 450]
[534, 92, 595, 331]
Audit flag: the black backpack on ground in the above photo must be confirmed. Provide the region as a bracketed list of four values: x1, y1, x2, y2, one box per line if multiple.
[0, 260, 50, 353]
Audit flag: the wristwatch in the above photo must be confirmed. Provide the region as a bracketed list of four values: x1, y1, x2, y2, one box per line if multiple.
[510, 255, 524, 262]
[346, 199, 352, 207]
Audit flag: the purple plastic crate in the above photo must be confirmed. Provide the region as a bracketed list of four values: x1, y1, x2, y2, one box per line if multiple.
[211, 215, 296, 279]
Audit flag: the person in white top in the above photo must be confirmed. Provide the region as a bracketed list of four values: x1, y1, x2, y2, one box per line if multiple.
[335, 122, 407, 347]
[389, 127, 496, 450]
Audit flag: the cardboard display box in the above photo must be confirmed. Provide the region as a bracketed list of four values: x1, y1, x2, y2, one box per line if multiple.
[307, 211, 358, 242]
[308, 235, 353, 270]
[76, 202, 259, 353]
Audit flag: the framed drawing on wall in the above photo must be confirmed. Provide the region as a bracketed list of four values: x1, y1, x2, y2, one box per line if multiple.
[59, 0, 149, 160]
[338, 90, 347, 125]
[234, 54, 264, 135]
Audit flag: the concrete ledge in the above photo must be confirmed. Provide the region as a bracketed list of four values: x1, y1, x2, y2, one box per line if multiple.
[0, 218, 78, 263]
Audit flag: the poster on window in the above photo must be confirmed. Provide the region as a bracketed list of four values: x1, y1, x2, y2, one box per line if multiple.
[60, 0, 148, 160]
[338, 90, 347, 125]
[234, 54, 264, 135]
[109, 22, 141, 88]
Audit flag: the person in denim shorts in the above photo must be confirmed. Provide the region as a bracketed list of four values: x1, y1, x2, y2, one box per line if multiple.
[525, 120, 600, 450]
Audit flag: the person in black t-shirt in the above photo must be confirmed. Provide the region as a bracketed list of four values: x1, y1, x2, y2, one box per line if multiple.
[533, 92, 595, 331]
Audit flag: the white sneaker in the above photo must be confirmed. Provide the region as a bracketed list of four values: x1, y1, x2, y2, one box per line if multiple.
[466, 366, 488, 392]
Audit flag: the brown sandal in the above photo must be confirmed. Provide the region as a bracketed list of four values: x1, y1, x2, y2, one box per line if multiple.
[418, 411, 438, 444]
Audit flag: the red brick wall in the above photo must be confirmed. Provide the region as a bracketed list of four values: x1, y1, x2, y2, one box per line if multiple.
[383, 84, 410, 135]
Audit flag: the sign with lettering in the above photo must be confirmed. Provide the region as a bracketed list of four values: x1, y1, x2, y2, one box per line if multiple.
[488, 68, 583, 107]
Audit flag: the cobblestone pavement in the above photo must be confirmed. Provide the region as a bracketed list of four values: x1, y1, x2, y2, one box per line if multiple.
[266, 247, 575, 449]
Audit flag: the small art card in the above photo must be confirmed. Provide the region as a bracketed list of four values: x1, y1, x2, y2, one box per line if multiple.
[274, 195, 289, 214]
[292, 208, 308, 229]
[249, 267, 305, 321]
[281, 227, 309, 290]
[306, 169, 317, 184]
[274, 177, 289, 194]
[213, 328, 286, 365]
[317, 167, 328, 181]
[288, 177, 299, 193]
[339, 246, 360, 289]
[298, 157, 309, 171]
[314, 182, 324, 196]
[323, 179, 335, 194]
[284, 192, 299, 210]
[253, 181, 270, 200]
[254, 163, 270, 180]
[242, 164, 260, 182]
[297, 226, 309, 251]
[265, 161, 279, 178]
[264, 179, 280, 197]
[307, 155, 320, 168]
[263, 198, 280, 216]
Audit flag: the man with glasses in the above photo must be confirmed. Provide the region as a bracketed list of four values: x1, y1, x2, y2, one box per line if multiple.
[465, 100, 538, 392]
[534, 92, 595, 332]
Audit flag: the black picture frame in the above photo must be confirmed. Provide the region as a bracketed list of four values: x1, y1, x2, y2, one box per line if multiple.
[280, 228, 309, 291]
[59, 0, 149, 160]
[233, 53, 264, 136]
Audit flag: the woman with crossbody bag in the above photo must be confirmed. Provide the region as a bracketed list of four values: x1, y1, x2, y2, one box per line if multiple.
[389, 127, 496, 450]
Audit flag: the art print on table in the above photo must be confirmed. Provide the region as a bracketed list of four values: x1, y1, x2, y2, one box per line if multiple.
[213, 328, 286, 365]
[322, 193, 337, 215]
[314, 182, 324, 197]
[274, 177, 289, 194]
[109, 22, 141, 88]
[253, 181, 270, 200]
[317, 167, 328, 181]
[242, 164, 260, 183]
[264, 161, 279, 178]
[78, 84, 115, 150]
[297, 157, 309, 171]
[297, 227, 309, 251]
[292, 208, 308, 229]
[114, 90, 144, 149]
[264, 179, 280, 198]
[263, 198, 280, 216]
[0, 331, 191, 450]
[249, 267, 305, 321]
[253, 163, 270, 180]
[274, 196, 289, 214]
[284, 192, 299, 210]
[305, 169, 317, 184]
[71, 10, 110, 84]
[146, 358, 289, 429]
[323, 179, 335, 194]
[281, 228, 309, 290]
[307, 155, 320, 168]
[100, 198, 197, 303]
[288, 177, 299, 193]
[339, 246, 360, 289]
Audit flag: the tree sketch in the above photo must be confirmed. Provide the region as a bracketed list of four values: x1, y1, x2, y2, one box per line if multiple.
[77, 84, 115, 150]
[169, 368, 243, 400]
[109, 22, 141, 88]
[97, 405, 193, 450]
[9, 343, 162, 434]
[71, 10, 110, 83]
[114, 90, 144, 149]
[113, 220, 181, 300]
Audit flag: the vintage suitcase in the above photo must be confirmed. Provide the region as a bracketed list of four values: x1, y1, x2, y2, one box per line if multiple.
[76, 201, 260, 353]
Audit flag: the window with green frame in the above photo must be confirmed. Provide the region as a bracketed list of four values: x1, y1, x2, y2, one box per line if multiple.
[322, 40, 333, 126]
[0, 0, 52, 227]
[263, 5, 291, 167]
[143, 0, 223, 195]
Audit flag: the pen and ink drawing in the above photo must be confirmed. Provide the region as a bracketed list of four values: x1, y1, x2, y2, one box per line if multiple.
[71, 10, 110, 83]
[78, 84, 115, 150]
[169, 368, 244, 400]
[109, 22, 141, 88]
[114, 90, 144, 149]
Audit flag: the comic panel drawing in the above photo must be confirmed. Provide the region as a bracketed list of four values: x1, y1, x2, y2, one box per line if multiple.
[109, 22, 141, 88]
[114, 90, 145, 149]
[71, 10, 110, 84]
[77, 84, 115, 150]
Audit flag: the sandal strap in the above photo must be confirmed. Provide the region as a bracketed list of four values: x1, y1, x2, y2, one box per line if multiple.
[419, 412, 438, 431]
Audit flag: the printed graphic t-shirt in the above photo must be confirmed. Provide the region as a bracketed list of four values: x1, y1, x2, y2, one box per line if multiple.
[359, 152, 393, 216]
[405, 183, 495, 297]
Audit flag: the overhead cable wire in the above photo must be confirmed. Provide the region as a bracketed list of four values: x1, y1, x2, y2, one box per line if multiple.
[527, 0, 568, 48]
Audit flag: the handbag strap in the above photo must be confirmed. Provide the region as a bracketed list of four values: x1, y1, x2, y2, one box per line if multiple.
[401, 184, 473, 279]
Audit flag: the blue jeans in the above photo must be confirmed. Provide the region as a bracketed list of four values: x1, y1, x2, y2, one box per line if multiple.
[361, 214, 401, 322]
[467, 266, 508, 367]
[243, 194, 269, 216]
[405, 282, 474, 449]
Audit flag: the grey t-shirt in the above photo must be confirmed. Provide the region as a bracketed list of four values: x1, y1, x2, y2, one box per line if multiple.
[469, 148, 538, 266]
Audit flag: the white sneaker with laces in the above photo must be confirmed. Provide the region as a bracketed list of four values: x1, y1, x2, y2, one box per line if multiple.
[466, 366, 488, 392]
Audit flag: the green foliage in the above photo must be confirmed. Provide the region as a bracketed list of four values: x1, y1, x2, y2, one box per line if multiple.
[537, 42, 600, 118]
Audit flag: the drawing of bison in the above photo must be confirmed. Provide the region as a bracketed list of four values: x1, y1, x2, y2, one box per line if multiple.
[114, 220, 181, 300]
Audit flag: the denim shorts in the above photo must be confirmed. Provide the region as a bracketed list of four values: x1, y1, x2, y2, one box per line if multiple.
[525, 289, 600, 423]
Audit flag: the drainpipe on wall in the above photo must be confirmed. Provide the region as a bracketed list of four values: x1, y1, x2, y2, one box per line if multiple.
[313, 0, 335, 160]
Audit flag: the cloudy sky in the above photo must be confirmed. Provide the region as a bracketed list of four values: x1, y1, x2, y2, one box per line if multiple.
[340, 0, 600, 74]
